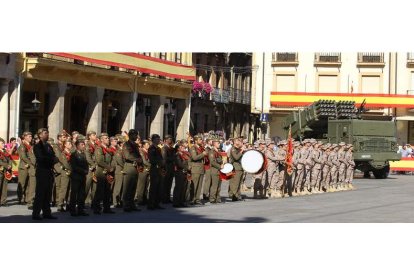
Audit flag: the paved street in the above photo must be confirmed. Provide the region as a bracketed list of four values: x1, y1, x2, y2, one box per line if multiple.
[0, 173, 413, 223]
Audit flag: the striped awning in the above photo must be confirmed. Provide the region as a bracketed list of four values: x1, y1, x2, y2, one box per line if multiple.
[271, 92, 414, 108]
[49, 52, 196, 81]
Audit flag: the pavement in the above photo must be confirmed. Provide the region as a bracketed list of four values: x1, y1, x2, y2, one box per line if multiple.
[0, 173, 413, 223]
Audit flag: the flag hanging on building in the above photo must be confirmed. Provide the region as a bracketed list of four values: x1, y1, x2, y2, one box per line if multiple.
[286, 125, 294, 176]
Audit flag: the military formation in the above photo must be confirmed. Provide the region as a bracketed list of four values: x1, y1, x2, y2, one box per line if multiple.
[0, 128, 356, 220]
[249, 138, 355, 199]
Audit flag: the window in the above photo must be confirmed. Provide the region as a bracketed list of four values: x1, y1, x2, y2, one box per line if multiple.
[273, 74, 296, 92]
[318, 75, 338, 93]
[361, 75, 381, 93]
[159, 52, 167, 60]
[175, 53, 182, 63]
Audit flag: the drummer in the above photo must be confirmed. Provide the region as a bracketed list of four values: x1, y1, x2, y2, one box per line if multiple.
[208, 136, 224, 204]
[253, 140, 268, 199]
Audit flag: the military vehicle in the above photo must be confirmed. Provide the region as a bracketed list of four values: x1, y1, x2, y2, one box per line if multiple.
[283, 100, 401, 179]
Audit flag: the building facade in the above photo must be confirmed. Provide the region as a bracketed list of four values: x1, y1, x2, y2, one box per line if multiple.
[252, 52, 414, 145]
[0, 52, 194, 141]
[190, 53, 259, 140]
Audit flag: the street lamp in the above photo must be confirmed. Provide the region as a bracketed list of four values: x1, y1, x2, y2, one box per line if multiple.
[32, 94, 41, 111]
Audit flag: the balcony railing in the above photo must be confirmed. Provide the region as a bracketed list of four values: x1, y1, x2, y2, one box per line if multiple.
[211, 87, 251, 105]
[272, 52, 298, 65]
[357, 52, 384, 64]
[315, 52, 341, 63]
[407, 53, 414, 67]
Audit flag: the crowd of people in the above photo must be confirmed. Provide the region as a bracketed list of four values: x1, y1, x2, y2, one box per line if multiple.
[0, 128, 356, 220]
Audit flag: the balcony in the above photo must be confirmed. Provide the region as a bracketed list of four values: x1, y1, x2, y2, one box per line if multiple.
[314, 52, 341, 66]
[357, 52, 385, 67]
[212, 88, 250, 105]
[407, 53, 414, 67]
[271, 52, 299, 66]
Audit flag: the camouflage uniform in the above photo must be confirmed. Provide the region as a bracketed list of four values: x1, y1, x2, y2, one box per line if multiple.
[337, 142, 347, 190]
[274, 141, 287, 197]
[321, 144, 332, 192]
[310, 142, 323, 193]
[329, 145, 340, 191]
[264, 142, 279, 195]
[344, 145, 355, 190]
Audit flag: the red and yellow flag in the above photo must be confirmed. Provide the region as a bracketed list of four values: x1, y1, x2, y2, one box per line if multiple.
[285, 125, 294, 175]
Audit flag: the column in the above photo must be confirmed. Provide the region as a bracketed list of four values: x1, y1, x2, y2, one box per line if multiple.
[149, 95, 165, 138]
[47, 81, 67, 140]
[0, 79, 10, 140]
[121, 92, 137, 132]
[175, 97, 191, 140]
[8, 78, 19, 139]
[86, 87, 104, 134]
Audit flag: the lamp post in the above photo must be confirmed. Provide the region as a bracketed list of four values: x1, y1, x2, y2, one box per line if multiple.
[32, 93, 41, 111]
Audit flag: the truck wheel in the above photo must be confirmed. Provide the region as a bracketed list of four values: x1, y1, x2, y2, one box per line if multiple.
[373, 168, 388, 179]
[363, 171, 371, 178]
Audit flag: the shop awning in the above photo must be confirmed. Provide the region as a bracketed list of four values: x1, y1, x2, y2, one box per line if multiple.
[50, 52, 196, 81]
[271, 92, 414, 108]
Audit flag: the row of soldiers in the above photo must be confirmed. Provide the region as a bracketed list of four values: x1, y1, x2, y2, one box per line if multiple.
[0, 128, 249, 219]
[249, 138, 355, 199]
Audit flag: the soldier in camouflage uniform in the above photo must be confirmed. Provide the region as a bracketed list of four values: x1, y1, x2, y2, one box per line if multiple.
[274, 140, 287, 197]
[264, 140, 279, 197]
[345, 144, 355, 190]
[321, 144, 332, 192]
[310, 141, 324, 193]
[337, 142, 347, 191]
[292, 141, 301, 195]
[329, 144, 340, 192]
[304, 139, 315, 194]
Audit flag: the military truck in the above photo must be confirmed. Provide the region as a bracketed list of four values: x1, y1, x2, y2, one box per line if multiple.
[283, 100, 401, 179]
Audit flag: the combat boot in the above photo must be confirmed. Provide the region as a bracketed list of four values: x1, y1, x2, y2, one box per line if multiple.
[348, 183, 355, 190]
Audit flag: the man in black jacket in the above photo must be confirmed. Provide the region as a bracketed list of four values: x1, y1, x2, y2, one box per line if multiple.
[32, 128, 58, 220]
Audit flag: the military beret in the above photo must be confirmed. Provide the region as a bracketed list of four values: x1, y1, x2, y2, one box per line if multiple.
[87, 130, 97, 136]
[99, 133, 109, 139]
[23, 131, 32, 137]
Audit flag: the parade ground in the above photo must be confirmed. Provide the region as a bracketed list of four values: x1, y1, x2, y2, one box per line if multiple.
[0, 173, 412, 223]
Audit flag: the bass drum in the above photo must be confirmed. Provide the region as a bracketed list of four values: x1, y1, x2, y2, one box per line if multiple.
[241, 150, 267, 174]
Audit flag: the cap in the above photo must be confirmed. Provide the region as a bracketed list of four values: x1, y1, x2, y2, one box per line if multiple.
[99, 133, 109, 139]
[317, 141, 323, 145]
[87, 130, 97, 137]
[193, 135, 202, 140]
[71, 131, 79, 136]
[339, 142, 346, 146]
[331, 143, 338, 148]
[77, 134, 86, 141]
[23, 131, 32, 137]
[259, 140, 266, 145]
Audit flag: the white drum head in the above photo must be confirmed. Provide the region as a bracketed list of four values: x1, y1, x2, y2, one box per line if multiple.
[220, 163, 234, 174]
[241, 150, 264, 173]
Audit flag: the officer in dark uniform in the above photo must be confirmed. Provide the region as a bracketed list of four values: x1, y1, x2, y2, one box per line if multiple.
[92, 133, 115, 214]
[122, 129, 142, 212]
[147, 134, 165, 210]
[173, 140, 190, 208]
[161, 134, 175, 204]
[32, 128, 58, 220]
[69, 135, 89, 216]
